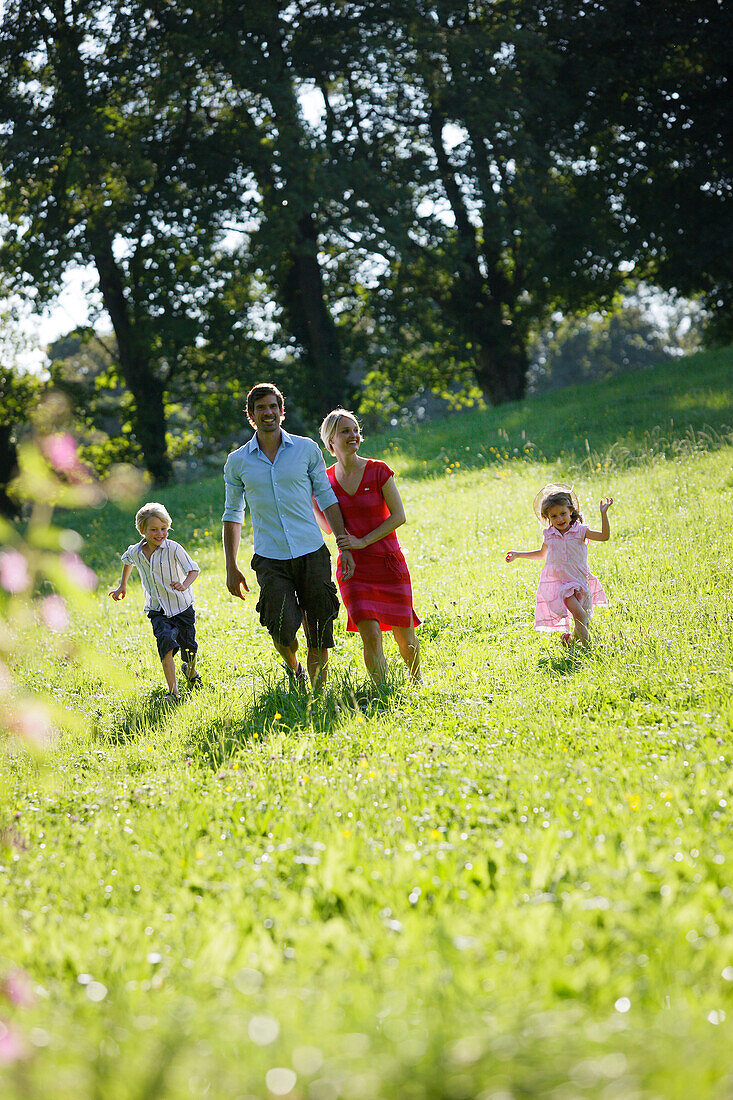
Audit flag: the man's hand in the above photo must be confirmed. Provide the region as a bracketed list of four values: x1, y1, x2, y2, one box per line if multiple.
[340, 550, 356, 580]
[226, 567, 249, 599]
[109, 585, 126, 601]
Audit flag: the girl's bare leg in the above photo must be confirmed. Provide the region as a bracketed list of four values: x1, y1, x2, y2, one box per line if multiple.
[357, 620, 388, 685]
[564, 594, 590, 645]
[161, 650, 179, 695]
[392, 624, 422, 682]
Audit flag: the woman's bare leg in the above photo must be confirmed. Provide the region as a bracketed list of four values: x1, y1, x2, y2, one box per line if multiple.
[393, 624, 422, 682]
[357, 620, 388, 684]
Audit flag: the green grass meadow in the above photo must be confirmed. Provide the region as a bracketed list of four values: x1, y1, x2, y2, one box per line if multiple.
[2, 348, 733, 1098]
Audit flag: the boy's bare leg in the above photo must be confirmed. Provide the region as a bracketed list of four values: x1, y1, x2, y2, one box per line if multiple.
[393, 625, 422, 683]
[161, 650, 179, 695]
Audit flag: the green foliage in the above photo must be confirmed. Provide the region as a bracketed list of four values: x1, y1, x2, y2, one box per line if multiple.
[548, 0, 733, 331]
[0, 0, 728, 475]
[529, 304, 671, 394]
[0, 357, 44, 517]
[1, 353, 733, 1095]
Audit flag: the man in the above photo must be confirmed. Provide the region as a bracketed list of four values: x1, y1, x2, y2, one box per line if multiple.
[222, 382, 355, 690]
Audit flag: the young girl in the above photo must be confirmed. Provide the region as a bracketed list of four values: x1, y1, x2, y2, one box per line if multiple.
[505, 483, 612, 646]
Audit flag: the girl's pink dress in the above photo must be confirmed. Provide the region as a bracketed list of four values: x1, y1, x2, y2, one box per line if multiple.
[327, 460, 420, 633]
[535, 521, 608, 632]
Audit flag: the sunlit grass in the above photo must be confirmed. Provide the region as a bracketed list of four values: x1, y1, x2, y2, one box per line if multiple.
[2, 348, 733, 1098]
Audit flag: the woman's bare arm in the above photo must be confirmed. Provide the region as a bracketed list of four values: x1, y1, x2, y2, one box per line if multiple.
[343, 476, 406, 550]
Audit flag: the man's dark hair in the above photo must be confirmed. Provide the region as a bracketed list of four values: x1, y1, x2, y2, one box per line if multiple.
[246, 383, 285, 428]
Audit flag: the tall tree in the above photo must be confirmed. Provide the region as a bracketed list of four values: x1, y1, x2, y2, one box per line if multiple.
[547, 0, 733, 341]
[277, 1, 629, 405]
[198, 0, 350, 418]
[0, 0, 246, 481]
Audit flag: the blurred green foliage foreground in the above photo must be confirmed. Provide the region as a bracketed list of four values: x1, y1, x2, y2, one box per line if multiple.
[1, 349, 733, 1098]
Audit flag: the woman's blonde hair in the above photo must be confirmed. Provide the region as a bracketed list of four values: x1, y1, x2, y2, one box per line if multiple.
[319, 408, 361, 453]
[135, 502, 172, 535]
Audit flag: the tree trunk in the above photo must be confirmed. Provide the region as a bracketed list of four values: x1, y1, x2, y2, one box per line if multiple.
[472, 323, 528, 404]
[279, 210, 345, 416]
[264, 23, 345, 419]
[90, 232, 173, 484]
[49, 9, 173, 482]
[427, 104, 527, 405]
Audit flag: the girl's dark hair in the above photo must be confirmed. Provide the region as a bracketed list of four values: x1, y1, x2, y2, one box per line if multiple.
[540, 491, 582, 524]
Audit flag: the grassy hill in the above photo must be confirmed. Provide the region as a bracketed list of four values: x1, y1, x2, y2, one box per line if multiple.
[2, 348, 733, 1098]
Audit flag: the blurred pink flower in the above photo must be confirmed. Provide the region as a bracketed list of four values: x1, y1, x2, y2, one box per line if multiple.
[0, 1020, 25, 1063]
[0, 660, 12, 695]
[5, 702, 57, 748]
[1, 969, 35, 1008]
[42, 433, 80, 472]
[61, 553, 97, 591]
[39, 595, 70, 632]
[0, 550, 30, 594]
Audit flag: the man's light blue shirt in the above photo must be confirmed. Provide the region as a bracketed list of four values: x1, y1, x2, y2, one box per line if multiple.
[222, 429, 338, 560]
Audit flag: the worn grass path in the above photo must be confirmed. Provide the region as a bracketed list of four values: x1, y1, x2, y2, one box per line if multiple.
[2, 349, 733, 1098]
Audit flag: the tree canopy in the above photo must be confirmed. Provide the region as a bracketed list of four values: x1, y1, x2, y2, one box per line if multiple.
[1, 0, 728, 478]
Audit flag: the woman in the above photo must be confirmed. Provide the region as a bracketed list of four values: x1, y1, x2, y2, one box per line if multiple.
[317, 408, 421, 684]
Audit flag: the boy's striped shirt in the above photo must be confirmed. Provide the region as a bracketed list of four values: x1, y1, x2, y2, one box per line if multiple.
[120, 539, 199, 616]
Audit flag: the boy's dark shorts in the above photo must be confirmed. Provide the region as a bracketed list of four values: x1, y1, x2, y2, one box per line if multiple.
[147, 606, 198, 662]
[251, 545, 340, 649]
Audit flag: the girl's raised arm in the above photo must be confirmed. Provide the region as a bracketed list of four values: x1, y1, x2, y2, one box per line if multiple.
[585, 497, 613, 542]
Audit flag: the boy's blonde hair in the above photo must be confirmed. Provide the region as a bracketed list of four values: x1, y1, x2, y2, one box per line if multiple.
[135, 502, 172, 535]
[319, 408, 361, 453]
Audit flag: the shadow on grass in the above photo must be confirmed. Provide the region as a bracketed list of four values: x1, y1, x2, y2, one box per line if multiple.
[536, 649, 585, 676]
[93, 688, 184, 744]
[189, 669, 405, 767]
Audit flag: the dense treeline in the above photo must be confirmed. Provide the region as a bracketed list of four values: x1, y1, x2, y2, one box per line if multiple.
[1, 0, 730, 481]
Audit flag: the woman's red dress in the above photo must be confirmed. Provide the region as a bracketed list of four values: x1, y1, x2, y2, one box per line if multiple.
[327, 459, 421, 633]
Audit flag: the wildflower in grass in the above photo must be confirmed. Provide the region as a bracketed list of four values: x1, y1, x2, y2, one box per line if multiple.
[0, 550, 30, 594]
[248, 1015, 280, 1045]
[273, 712, 282, 721]
[39, 595, 70, 632]
[266, 1068, 297, 1096]
[625, 793, 641, 811]
[0, 827, 26, 849]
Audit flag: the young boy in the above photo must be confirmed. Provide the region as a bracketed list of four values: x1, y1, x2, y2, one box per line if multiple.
[109, 502, 201, 702]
